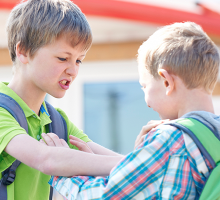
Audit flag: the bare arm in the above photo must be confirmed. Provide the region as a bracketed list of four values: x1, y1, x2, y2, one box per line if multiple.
[4, 134, 121, 177]
[87, 142, 122, 156]
[68, 135, 122, 156]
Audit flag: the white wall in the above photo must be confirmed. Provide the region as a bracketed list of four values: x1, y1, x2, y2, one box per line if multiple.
[213, 96, 220, 115]
[0, 65, 13, 81]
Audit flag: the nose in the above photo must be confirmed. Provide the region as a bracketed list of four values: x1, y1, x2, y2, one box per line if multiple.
[66, 63, 79, 77]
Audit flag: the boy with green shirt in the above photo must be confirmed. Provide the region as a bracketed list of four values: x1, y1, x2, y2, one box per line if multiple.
[0, 0, 126, 199]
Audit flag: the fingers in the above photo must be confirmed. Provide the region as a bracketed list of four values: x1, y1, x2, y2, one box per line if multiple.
[60, 139, 69, 148]
[139, 123, 157, 137]
[134, 119, 170, 150]
[41, 133, 63, 147]
[69, 136, 94, 153]
[147, 119, 170, 125]
[140, 119, 170, 136]
[39, 139, 47, 146]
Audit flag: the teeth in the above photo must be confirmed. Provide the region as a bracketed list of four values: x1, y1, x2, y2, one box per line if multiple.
[60, 80, 67, 85]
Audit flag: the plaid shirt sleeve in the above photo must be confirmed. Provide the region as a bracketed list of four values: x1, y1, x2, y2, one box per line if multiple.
[49, 124, 209, 200]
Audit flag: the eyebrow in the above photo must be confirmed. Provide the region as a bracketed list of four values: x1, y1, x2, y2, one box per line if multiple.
[63, 52, 72, 56]
[63, 52, 86, 58]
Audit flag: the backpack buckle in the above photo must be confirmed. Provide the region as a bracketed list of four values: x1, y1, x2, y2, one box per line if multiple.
[2, 168, 16, 185]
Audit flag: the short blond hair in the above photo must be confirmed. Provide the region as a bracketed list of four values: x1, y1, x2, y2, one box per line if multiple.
[138, 22, 220, 93]
[7, 0, 92, 63]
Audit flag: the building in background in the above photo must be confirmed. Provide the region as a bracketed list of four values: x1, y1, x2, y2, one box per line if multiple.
[0, 0, 220, 154]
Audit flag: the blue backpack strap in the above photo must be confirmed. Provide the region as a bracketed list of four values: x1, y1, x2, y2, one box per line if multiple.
[45, 101, 68, 200]
[45, 101, 68, 142]
[0, 181, 7, 200]
[0, 93, 28, 200]
[0, 93, 28, 133]
[166, 118, 217, 168]
[166, 119, 216, 169]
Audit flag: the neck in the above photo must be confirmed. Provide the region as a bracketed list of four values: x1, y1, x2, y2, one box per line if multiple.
[8, 73, 46, 115]
[177, 88, 214, 118]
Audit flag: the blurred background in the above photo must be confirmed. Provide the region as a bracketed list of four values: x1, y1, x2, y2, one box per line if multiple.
[0, 0, 220, 155]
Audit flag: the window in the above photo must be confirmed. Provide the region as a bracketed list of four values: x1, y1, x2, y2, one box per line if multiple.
[84, 81, 160, 154]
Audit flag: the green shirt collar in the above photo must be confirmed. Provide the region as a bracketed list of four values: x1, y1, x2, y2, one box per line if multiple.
[39, 102, 52, 126]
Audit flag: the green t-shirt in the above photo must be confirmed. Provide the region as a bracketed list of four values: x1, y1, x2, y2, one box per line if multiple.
[0, 82, 91, 200]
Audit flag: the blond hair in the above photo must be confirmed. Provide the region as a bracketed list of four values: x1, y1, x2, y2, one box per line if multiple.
[138, 22, 220, 93]
[7, 0, 92, 63]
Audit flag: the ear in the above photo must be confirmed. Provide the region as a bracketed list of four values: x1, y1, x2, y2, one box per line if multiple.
[158, 69, 174, 96]
[16, 42, 29, 64]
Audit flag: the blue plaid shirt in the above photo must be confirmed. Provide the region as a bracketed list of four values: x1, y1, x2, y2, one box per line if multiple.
[49, 124, 212, 199]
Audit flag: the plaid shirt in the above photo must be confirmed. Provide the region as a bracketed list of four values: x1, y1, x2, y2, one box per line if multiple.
[49, 124, 212, 200]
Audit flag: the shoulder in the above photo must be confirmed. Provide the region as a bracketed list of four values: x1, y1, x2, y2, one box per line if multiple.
[54, 107, 71, 128]
[144, 123, 182, 143]
[54, 107, 73, 131]
[55, 107, 68, 119]
[0, 107, 27, 155]
[0, 107, 20, 124]
[141, 123, 186, 154]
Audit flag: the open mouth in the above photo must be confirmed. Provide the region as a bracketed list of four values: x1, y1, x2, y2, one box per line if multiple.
[60, 80, 70, 86]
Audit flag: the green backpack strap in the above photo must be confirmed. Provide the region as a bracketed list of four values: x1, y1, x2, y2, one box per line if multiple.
[176, 118, 220, 200]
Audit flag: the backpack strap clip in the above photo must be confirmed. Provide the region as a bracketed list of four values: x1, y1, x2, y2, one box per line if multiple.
[1, 168, 16, 185]
[1, 160, 21, 186]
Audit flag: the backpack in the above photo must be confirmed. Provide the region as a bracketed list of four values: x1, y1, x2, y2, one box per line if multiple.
[0, 93, 68, 200]
[167, 118, 220, 200]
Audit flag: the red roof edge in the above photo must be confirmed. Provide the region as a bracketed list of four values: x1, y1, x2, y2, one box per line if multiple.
[0, 0, 220, 37]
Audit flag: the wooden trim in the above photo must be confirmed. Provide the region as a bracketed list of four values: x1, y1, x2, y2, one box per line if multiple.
[0, 48, 12, 65]
[0, 41, 142, 65]
[213, 82, 220, 96]
[210, 35, 220, 45]
[0, 39, 219, 63]
[84, 41, 142, 61]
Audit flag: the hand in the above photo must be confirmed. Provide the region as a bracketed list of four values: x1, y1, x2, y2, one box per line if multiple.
[134, 119, 170, 149]
[40, 133, 69, 148]
[69, 135, 94, 154]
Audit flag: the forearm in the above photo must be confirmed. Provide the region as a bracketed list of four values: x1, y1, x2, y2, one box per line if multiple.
[87, 142, 123, 156]
[42, 147, 121, 176]
[5, 134, 121, 177]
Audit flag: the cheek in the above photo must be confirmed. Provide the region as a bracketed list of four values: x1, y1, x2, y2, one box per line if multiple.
[144, 94, 149, 106]
[47, 63, 66, 79]
[143, 88, 153, 106]
[144, 86, 154, 99]
[75, 67, 80, 77]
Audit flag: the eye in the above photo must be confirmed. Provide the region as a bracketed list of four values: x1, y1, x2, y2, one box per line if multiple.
[76, 60, 82, 64]
[58, 57, 67, 61]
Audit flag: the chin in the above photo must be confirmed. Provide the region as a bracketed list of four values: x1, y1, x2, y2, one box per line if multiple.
[161, 114, 177, 121]
[159, 114, 170, 120]
[159, 115, 166, 120]
[50, 92, 66, 99]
